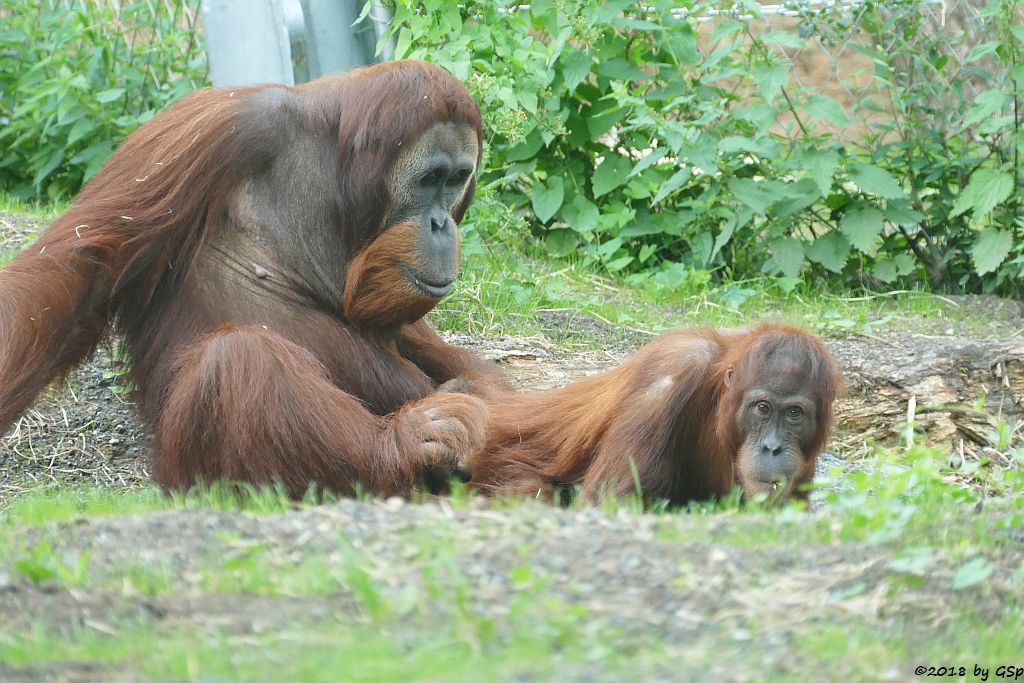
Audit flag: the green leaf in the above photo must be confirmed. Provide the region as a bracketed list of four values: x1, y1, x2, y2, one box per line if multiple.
[597, 58, 647, 82]
[638, 243, 657, 263]
[57, 95, 82, 125]
[872, 259, 898, 283]
[848, 163, 905, 199]
[14, 558, 56, 585]
[769, 237, 805, 278]
[776, 276, 800, 293]
[711, 210, 749, 262]
[32, 148, 64, 189]
[547, 25, 573, 68]
[592, 154, 631, 198]
[727, 178, 778, 213]
[770, 179, 820, 220]
[963, 89, 1008, 130]
[711, 20, 742, 44]
[562, 50, 592, 94]
[652, 167, 692, 205]
[951, 168, 1014, 218]
[806, 232, 851, 272]
[587, 100, 627, 138]
[971, 229, 1012, 275]
[732, 104, 776, 133]
[718, 136, 779, 158]
[840, 201, 884, 253]
[887, 547, 934, 575]
[884, 199, 925, 226]
[629, 148, 667, 177]
[81, 141, 113, 181]
[596, 237, 623, 259]
[752, 65, 788, 103]
[65, 118, 97, 147]
[561, 194, 600, 233]
[517, 89, 538, 114]
[544, 228, 577, 257]
[762, 31, 805, 49]
[506, 130, 544, 162]
[803, 95, 850, 126]
[662, 26, 698, 65]
[651, 262, 692, 289]
[620, 211, 674, 238]
[94, 88, 125, 104]
[677, 141, 718, 174]
[691, 232, 713, 266]
[605, 255, 634, 272]
[893, 253, 916, 276]
[617, 18, 663, 31]
[532, 176, 564, 223]
[804, 148, 840, 197]
[873, 254, 916, 282]
[966, 41, 1000, 63]
[952, 557, 993, 590]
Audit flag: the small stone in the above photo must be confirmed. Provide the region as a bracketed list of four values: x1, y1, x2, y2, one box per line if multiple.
[731, 628, 752, 642]
[108, 437, 121, 446]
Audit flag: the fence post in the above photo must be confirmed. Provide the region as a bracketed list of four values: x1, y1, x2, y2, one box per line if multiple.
[201, 0, 296, 86]
[301, 0, 374, 77]
[202, 0, 394, 87]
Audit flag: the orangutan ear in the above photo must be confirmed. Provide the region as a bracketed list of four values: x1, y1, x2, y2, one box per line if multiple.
[723, 367, 734, 388]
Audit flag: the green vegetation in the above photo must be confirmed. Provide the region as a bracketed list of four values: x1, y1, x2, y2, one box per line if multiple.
[0, 0, 207, 198]
[0, 446, 1021, 681]
[3, 1, 1021, 295]
[385, 0, 1024, 296]
[1, 2, 1022, 679]
[434, 236, 976, 344]
[2, 615, 629, 682]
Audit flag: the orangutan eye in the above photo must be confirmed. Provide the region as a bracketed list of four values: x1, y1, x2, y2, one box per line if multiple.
[448, 168, 471, 185]
[785, 406, 804, 421]
[755, 401, 770, 415]
[420, 168, 444, 187]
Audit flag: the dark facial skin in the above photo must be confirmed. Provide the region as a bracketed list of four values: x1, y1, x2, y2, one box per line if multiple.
[384, 121, 478, 298]
[732, 350, 821, 501]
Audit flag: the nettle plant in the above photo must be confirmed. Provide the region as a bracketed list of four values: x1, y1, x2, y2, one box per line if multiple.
[382, 0, 1022, 296]
[839, 0, 1024, 294]
[0, 0, 207, 199]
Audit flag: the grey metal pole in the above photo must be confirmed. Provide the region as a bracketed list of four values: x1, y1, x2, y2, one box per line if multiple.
[202, 0, 394, 86]
[202, 0, 296, 86]
[300, 0, 377, 77]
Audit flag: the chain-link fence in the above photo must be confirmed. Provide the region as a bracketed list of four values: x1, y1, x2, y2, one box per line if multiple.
[697, 0, 1007, 144]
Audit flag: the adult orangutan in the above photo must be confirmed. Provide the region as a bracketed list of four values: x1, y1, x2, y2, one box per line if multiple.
[468, 324, 842, 506]
[0, 60, 508, 497]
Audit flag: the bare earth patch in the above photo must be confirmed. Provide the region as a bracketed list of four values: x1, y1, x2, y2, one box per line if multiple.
[3, 310, 1022, 501]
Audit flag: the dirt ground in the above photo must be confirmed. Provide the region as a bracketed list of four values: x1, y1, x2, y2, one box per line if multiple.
[2, 496, 1022, 682]
[2, 208, 1023, 500]
[2, 297, 1022, 502]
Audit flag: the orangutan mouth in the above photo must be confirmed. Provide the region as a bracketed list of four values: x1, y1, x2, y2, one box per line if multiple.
[405, 268, 455, 298]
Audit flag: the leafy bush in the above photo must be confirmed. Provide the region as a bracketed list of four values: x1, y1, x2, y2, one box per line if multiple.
[382, 0, 1022, 296]
[0, 0, 207, 198]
